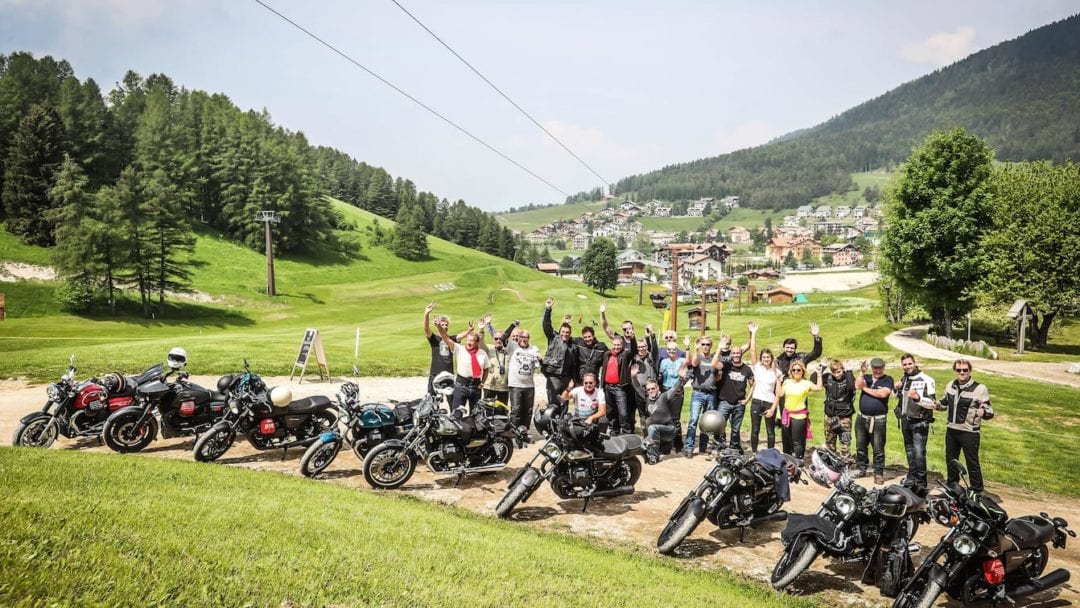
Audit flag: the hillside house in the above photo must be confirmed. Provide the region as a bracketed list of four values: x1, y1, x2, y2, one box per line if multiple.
[618, 260, 647, 282]
[814, 221, 849, 237]
[815, 205, 832, 219]
[620, 202, 642, 215]
[783, 215, 800, 228]
[721, 195, 740, 209]
[617, 249, 646, 264]
[681, 254, 725, 281]
[687, 201, 708, 217]
[728, 226, 752, 245]
[822, 243, 861, 266]
[797, 205, 814, 218]
[571, 233, 592, 250]
[648, 231, 676, 247]
[655, 241, 731, 266]
[834, 205, 851, 218]
[525, 229, 551, 245]
[852, 205, 868, 218]
[653, 205, 672, 217]
[766, 236, 823, 264]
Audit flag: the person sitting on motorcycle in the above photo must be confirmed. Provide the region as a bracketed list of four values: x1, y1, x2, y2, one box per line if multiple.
[630, 363, 686, 464]
[560, 373, 607, 428]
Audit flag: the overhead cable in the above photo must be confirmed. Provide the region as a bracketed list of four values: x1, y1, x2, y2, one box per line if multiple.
[390, 0, 610, 188]
[253, 0, 571, 198]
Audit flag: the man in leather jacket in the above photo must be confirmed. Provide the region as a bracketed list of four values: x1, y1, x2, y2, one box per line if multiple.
[776, 322, 823, 378]
[894, 353, 938, 495]
[541, 297, 577, 407]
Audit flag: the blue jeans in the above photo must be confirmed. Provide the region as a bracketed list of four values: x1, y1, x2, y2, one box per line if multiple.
[712, 400, 746, 450]
[604, 385, 633, 435]
[901, 418, 930, 492]
[684, 390, 716, 452]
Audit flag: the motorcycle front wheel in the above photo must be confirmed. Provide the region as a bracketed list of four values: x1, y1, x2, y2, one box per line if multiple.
[12, 414, 58, 448]
[193, 426, 236, 462]
[495, 480, 530, 519]
[771, 537, 820, 590]
[102, 412, 157, 453]
[362, 443, 418, 489]
[657, 496, 706, 555]
[893, 577, 942, 608]
[300, 435, 342, 478]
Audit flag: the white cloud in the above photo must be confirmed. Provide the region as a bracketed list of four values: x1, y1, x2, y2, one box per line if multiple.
[712, 120, 775, 154]
[902, 26, 977, 67]
[0, 0, 194, 28]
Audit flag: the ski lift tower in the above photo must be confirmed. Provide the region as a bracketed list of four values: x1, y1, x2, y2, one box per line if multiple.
[255, 210, 281, 296]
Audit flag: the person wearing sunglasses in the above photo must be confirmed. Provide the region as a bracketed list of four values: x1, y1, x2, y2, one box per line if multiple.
[773, 360, 823, 461]
[936, 359, 993, 493]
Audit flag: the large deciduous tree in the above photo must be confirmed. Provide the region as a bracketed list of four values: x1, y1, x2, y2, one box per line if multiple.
[581, 237, 618, 295]
[879, 128, 995, 337]
[981, 162, 1080, 348]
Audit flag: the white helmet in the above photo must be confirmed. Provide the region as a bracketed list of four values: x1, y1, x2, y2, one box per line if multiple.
[167, 347, 188, 370]
[270, 386, 293, 407]
[432, 371, 455, 396]
[699, 409, 724, 434]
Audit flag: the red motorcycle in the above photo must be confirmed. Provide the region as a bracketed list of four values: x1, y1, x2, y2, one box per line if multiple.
[12, 355, 145, 448]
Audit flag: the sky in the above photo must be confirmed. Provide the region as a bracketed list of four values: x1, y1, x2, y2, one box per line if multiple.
[1, 0, 1078, 211]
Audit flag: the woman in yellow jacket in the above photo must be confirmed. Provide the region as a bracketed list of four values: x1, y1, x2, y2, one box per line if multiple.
[770, 360, 823, 460]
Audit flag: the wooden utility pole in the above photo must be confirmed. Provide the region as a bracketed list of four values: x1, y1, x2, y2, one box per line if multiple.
[256, 211, 281, 296]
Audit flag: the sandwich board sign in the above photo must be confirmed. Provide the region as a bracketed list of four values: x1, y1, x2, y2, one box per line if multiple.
[289, 328, 329, 383]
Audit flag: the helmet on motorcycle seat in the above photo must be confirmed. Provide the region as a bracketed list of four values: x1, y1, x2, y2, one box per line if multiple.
[432, 371, 455, 396]
[167, 347, 188, 370]
[100, 372, 127, 395]
[269, 386, 293, 407]
[698, 409, 724, 434]
[216, 374, 235, 393]
[807, 447, 845, 488]
[533, 403, 562, 436]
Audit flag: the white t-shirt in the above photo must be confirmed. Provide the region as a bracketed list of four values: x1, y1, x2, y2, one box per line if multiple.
[569, 386, 605, 417]
[452, 343, 489, 379]
[751, 363, 781, 402]
[507, 343, 541, 388]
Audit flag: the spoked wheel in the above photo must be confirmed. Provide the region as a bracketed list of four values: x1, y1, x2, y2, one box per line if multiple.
[12, 415, 58, 448]
[771, 537, 820, 590]
[192, 427, 236, 462]
[657, 496, 706, 555]
[362, 444, 418, 489]
[300, 435, 342, 478]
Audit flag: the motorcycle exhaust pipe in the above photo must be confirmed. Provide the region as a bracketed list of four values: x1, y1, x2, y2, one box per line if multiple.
[750, 511, 789, 525]
[429, 463, 508, 477]
[1008, 568, 1070, 599]
[587, 485, 635, 499]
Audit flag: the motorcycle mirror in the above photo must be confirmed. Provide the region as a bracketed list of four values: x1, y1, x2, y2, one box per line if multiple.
[243, 358, 250, 371]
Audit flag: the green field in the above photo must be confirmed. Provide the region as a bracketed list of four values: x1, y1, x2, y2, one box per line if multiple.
[0, 447, 816, 608]
[494, 200, 608, 232]
[810, 171, 894, 207]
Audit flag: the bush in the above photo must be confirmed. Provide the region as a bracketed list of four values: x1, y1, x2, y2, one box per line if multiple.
[55, 279, 94, 313]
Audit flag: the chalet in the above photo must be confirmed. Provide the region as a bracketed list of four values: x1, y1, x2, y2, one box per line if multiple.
[618, 260, 647, 282]
[852, 205, 868, 218]
[796, 205, 814, 218]
[766, 287, 795, 304]
[599, 207, 614, 218]
[783, 215, 800, 228]
[653, 205, 672, 217]
[813, 221, 849, 237]
[620, 202, 642, 214]
[834, 205, 851, 218]
[654, 241, 731, 266]
[525, 229, 551, 245]
[815, 205, 832, 219]
[743, 269, 781, 280]
[686, 201, 708, 217]
[617, 249, 646, 264]
[681, 254, 725, 281]
[571, 233, 592, 250]
[765, 236, 823, 264]
[648, 231, 676, 247]
[536, 262, 560, 275]
[721, 195, 740, 209]
[728, 226, 752, 245]
[822, 243, 861, 266]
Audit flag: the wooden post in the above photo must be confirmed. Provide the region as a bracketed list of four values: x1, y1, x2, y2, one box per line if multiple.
[700, 283, 707, 334]
[1017, 315, 1028, 355]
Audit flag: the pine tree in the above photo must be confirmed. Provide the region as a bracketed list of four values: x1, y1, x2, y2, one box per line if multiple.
[2, 103, 66, 245]
[390, 203, 429, 260]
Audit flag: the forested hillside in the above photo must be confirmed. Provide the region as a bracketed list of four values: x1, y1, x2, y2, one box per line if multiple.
[576, 15, 1080, 210]
[0, 52, 517, 316]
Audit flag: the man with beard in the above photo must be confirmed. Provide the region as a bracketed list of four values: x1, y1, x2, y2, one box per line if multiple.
[600, 334, 637, 435]
[423, 302, 456, 395]
[684, 335, 718, 458]
[776, 322, 823, 378]
[600, 301, 641, 437]
[541, 297, 577, 407]
[895, 353, 937, 495]
[572, 325, 609, 384]
[631, 363, 687, 464]
[506, 328, 541, 437]
[709, 344, 753, 456]
[479, 314, 519, 406]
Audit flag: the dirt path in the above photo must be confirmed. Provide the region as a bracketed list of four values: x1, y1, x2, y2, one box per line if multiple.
[2, 376, 1077, 607]
[885, 326, 1080, 389]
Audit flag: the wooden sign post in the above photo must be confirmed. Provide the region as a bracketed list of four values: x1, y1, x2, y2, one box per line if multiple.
[289, 328, 329, 383]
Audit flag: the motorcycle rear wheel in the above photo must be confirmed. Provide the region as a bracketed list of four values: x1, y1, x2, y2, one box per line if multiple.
[193, 427, 236, 462]
[495, 480, 530, 519]
[619, 457, 643, 486]
[300, 436, 342, 478]
[12, 414, 58, 448]
[771, 538, 820, 590]
[363, 443, 417, 489]
[102, 412, 157, 453]
[657, 497, 705, 555]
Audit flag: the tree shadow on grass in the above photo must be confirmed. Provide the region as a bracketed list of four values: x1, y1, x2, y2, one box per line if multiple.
[82, 299, 255, 328]
[274, 291, 325, 305]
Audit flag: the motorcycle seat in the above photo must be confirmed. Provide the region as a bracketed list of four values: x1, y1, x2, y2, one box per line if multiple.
[210, 390, 228, 402]
[880, 484, 926, 514]
[1006, 516, 1056, 550]
[287, 395, 333, 415]
[600, 434, 643, 458]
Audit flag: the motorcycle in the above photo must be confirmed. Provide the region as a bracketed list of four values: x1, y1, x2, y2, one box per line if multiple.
[657, 447, 801, 553]
[192, 361, 338, 464]
[495, 404, 644, 518]
[102, 355, 231, 453]
[361, 372, 521, 490]
[771, 447, 930, 596]
[12, 355, 143, 448]
[297, 366, 418, 478]
[892, 461, 1074, 608]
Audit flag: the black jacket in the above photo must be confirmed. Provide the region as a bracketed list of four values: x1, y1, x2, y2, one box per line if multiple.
[572, 337, 609, 381]
[813, 369, 855, 417]
[541, 308, 576, 377]
[776, 336, 822, 378]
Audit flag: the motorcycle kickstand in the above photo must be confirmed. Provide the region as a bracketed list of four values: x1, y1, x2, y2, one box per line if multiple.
[581, 497, 590, 513]
[739, 525, 747, 543]
[280, 447, 288, 461]
[454, 472, 465, 488]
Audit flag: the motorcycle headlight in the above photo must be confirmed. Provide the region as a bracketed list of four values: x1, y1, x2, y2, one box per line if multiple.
[713, 466, 734, 487]
[541, 443, 563, 460]
[953, 534, 978, 555]
[47, 384, 64, 402]
[834, 493, 857, 516]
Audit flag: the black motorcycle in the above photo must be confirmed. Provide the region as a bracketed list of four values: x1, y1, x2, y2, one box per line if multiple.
[657, 447, 800, 553]
[771, 447, 929, 596]
[298, 369, 418, 478]
[12, 355, 144, 448]
[101, 364, 229, 453]
[495, 406, 644, 518]
[192, 363, 338, 464]
[892, 462, 1074, 608]
[361, 376, 521, 490]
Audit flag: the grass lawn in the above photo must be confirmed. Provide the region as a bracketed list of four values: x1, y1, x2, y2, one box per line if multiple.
[810, 171, 894, 207]
[0, 447, 817, 608]
[494, 200, 609, 233]
[793, 368, 1080, 498]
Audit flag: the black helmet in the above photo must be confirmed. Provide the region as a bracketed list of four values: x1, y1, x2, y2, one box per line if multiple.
[217, 374, 236, 393]
[100, 372, 127, 395]
[533, 403, 562, 436]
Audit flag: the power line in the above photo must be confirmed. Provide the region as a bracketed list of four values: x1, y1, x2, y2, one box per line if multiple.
[252, 0, 571, 198]
[390, 0, 610, 190]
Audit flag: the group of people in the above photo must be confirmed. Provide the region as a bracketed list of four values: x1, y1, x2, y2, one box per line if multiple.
[422, 299, 994, 496]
